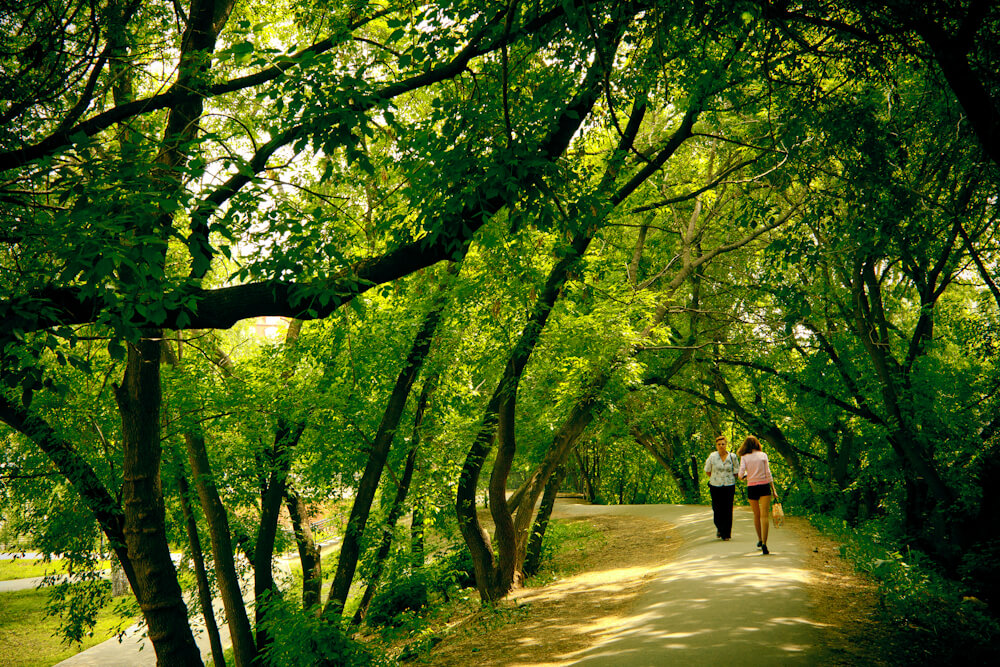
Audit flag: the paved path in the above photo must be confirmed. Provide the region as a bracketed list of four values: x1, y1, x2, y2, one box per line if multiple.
[555, 503, 830, 666]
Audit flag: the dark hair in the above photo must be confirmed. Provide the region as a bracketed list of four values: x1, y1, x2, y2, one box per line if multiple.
[715, 434, 726, 443]
[738, 435, 761, 457]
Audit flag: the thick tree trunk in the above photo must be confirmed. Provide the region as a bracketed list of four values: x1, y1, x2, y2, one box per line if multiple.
[115, 337, 202, 666]
[286, 489, 322, 611]
[177, 473, 227, 667]
[324, 268, 453, 618]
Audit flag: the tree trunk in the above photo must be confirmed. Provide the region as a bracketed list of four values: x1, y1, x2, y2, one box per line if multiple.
[324, 267, 453, 618]
[254, 417, 306, 653]
[161, 341, 256, 667]
[457, 230, 595, 602]
[524, 464, 566, 577]
[352, 373, 435, 625]
[631, 428, 699, 503]
[177, 473, 227, 667]
[116, 337, 203, 666]
[574, 447, 597, 502]
[286, 489, 322, 612]
[184, 431, 256, 666]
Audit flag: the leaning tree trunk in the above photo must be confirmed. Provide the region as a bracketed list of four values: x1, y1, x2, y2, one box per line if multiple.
[162, 342, 256, 667]
[254, 417, 306, 653]
[352, 373, 436, 626]
[254, 318, 307, 652]
[177, 473, 227, 667]
[184, 431, 257, 666]
[524, 464, 566, 577]
[457, 229, 596, 602]
[323, 266, 454, 619]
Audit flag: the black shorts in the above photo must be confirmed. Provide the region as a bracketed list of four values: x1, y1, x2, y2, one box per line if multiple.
[747, 483, 772, 500]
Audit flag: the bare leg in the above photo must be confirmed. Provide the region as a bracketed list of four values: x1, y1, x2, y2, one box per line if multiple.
[749, 499, 761, 542]
[759, 495, 771, 546]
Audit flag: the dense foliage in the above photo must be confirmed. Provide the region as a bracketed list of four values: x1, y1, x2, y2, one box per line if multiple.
[2, 0, 999, 664]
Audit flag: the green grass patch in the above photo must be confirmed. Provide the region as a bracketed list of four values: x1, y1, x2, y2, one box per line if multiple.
[0, 558, 112, 581]
[0, 588, 134, 667]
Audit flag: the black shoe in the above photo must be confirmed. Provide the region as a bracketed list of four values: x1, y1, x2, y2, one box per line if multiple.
[717, 531, 722, 538]
[762, 545, 769, 555]
[756, 541, 763, 548]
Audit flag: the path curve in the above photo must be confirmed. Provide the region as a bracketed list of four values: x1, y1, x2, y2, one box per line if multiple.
[555, 502, 831, 666]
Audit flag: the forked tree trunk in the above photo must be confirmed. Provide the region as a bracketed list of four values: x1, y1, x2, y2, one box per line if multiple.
[457, 229, 596, 602]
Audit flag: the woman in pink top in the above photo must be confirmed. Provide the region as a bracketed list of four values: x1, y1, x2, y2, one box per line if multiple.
[738, 436, 773, 555]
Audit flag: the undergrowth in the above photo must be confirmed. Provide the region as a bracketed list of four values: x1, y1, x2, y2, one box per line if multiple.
[811, 515, 1000, 665]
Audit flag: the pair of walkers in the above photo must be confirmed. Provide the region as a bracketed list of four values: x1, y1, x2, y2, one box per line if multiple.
[704, 434, 774, 555]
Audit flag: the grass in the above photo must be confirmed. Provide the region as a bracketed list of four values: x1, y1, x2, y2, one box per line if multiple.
[0, 558, 112, 581]
[0, 588, 134, 667]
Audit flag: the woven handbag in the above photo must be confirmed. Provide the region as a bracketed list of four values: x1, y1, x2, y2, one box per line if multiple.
[770, 481, 784, 527]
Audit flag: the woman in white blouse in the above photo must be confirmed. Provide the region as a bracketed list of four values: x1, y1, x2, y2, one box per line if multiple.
[704, 435, 739, 540]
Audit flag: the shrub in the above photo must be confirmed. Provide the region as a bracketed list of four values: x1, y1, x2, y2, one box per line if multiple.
[366, 572, 430, 627]
[812, 515, 1000, 664]
[258, 595, 377, 667]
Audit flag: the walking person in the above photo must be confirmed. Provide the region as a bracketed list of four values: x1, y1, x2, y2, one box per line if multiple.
[738, 435, 773, 554]
[705, 435, 738, 540]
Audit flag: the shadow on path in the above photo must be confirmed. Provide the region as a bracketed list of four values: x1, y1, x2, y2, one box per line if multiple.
[556, 504, 832, 666]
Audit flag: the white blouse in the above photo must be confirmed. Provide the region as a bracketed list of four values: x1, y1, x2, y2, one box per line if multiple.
[704, 451, 738, 486]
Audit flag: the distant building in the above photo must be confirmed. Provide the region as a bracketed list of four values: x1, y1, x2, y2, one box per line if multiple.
[253, 316, 289, 339]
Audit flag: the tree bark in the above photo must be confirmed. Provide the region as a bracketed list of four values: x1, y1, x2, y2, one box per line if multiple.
[162, 338, 256, 667]
[177, 473, 227, 667]
[254, 417, 307, 652]
[286, 489, 322, 612]
[183, 430, 256, 666]
[351, 373, 436, 626]
[524, 464, 566, 577]
[115, 337, 202, 666]
[323, 267, 453, 618]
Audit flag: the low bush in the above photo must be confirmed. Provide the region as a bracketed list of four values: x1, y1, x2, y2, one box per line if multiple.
[812, 515, 1000, 664]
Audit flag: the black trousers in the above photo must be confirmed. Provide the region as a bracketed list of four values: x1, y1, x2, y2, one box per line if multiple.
[709, 484, 736, 539]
